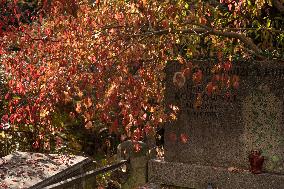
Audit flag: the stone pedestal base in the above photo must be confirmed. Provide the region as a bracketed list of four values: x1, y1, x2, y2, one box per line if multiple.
[148, 159, 284, 189]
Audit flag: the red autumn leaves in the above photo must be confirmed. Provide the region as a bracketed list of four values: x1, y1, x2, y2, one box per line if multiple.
[168, 132, 189, 144]
[173, 61, 240, 93]
[172, 61, 240, 112]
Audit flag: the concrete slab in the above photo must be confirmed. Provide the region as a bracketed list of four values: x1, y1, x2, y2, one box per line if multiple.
[0, 151, 88, 189]
[148, 159, 284, 189]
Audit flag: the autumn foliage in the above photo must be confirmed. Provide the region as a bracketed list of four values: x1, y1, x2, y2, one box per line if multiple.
[0, 0, 283, 154]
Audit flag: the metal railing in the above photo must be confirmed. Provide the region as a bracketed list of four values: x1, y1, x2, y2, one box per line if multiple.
[29, 158, 96, 189]
[29, 158, 129, 189]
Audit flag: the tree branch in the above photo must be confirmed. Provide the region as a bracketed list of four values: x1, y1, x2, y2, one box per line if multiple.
[209, 29, 262, 54]
[133, 25, 264, 58]
[217, 27, 283, 34]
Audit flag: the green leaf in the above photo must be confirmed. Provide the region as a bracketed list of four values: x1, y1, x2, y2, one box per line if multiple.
[13, 96, 21, 100]
[252, 20, 260, 28]
[267, 19, 271, 28]
[247, 0, 251, 6]
[185, 3, 189, 9]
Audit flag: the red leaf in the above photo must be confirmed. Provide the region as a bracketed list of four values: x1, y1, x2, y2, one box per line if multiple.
[9, 114, 16, 124]
[233, 81, 239, 89]
[1, 115, 9, 123]
[183, 68, 191, 78]
[110, 119, 119, 133]
[206, 82, 213, 95]
[144, 125, 153, 135]
[224, 61, 232, 71]
[5, 93, 10, 100]
[85, 121, 92, 129]
[193, 70, 203, 84]
[180, 133, 189, 144]
[133, 143, 141, 152]
[32, 140, 40, 149]
[228, 4, 232, 11]
[173, 72, 186, 88]
[133, 128, 141, 140]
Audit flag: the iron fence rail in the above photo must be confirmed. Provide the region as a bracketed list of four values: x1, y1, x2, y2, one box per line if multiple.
[42, 159, 129, 189]
[29, 158, 95, 189]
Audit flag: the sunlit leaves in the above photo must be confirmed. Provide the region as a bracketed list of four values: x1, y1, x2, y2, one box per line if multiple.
[0, 0, 282, 153]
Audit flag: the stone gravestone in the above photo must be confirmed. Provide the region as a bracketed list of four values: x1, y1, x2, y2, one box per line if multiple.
[242, 84, 284, 173]
[148, 60, 284, 188]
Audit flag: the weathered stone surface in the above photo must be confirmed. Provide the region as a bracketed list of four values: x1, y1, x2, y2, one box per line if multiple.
[139, 183, 161, 189]
[117, 140, 148, 160]
[139, 183, 190, 189]
[148, 159, 284, 189]
[164, 60, 284, 174]
[117, 140, 149, 189]
[0, 151, 88, 189]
